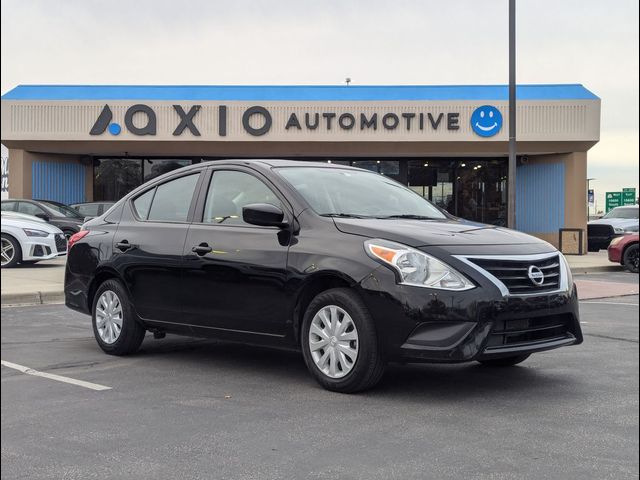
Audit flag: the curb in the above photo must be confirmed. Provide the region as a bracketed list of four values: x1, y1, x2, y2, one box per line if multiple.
[1, 291, 65, 307]
[568, 265, 624, 275]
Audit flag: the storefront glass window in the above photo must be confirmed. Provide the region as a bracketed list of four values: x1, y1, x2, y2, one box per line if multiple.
[143, 159, 192, 182]
[94, 158, 195, 201]
[408, 159, 507, 226]
[94, 158, 142, 202]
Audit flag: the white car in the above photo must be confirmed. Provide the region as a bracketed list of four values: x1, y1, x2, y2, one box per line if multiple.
[1, 211, 68, 268]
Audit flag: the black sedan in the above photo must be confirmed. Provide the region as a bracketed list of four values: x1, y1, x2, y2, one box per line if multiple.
[2, 199, 85, 239]
[64, 160, 582, 393]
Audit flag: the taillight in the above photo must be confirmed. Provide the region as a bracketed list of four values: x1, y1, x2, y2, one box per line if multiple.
[68, 230, 89, 250]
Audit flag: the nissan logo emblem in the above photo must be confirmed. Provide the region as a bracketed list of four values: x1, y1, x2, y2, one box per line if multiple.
[527, 265, 545, 286]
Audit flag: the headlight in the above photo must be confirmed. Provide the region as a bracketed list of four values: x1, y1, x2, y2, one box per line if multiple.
[609, 236, 624, 246]
[613, 227, 625, 234]
[364, 239, 475, 290]
[558, 252, 573, 291]
[22, 228, 49, 237]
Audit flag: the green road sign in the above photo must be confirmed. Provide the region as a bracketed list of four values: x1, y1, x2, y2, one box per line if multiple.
[605, 192, 623, 212]
[622, 187, 636, 206]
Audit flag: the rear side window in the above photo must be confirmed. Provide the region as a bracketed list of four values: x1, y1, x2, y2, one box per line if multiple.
[147, 174, 199, 222]
[132, 189, 155, 220]
[1, 201, 17, 211]
[76, 204, 101, 217]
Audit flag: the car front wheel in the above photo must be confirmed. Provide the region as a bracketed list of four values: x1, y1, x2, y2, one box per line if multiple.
[1, 234, 21, 268]
[92, 279, 146, 355]
[301, 288, 385, 393]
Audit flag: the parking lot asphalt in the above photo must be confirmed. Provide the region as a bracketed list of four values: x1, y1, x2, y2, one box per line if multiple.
[1, 275, 638, 479]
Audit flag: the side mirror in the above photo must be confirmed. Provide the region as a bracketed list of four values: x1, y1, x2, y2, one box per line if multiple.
[243, 203, 288, 228]
[83, 216, 95, 223]
[35, 213, 50, 222]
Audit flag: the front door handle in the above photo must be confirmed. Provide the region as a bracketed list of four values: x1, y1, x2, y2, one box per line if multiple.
[191, 243, 213, 256]
[116, 240, 133, 252]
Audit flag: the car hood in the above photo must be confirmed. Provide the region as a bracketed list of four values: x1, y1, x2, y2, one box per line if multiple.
[333, 218, 550, 248]
[589, 218, 638, 229]
[1, 216, 63, 233]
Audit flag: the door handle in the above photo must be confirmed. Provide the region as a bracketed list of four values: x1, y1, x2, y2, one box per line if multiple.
[116, 240, 133, 252]
[191, 243, 213, 256]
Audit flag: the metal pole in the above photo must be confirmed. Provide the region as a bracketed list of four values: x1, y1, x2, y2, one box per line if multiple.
[507, 0, 517, 229]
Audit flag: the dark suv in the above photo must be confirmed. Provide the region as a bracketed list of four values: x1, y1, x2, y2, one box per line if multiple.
[64, 160, 582, 393]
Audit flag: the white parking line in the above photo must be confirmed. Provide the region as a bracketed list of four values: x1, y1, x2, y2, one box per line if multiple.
[581, 301, 639, 307]
[1, 360, 111, 391]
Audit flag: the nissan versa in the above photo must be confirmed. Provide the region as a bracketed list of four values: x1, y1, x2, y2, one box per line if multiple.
[64, 160, 582, 393]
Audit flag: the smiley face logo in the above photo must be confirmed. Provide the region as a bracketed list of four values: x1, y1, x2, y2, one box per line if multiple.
[470, 105, 503, 137]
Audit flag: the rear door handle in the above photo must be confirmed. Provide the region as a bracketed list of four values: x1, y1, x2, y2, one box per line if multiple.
[191, 243, 213, 256]
[116, 240, 133, 252]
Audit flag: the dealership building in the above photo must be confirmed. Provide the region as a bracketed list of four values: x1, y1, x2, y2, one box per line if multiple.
[0, 84, 600, 252]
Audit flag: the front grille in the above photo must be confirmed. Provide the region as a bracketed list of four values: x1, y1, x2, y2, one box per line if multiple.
[55, 234, 67, 253]
[469, 255, 561, 295]
[588, 224, 615, 240]
[485, 314, 573, 349]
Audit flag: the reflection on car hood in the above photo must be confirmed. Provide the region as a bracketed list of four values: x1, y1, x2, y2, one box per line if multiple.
[588, 218, 639, 229]
[333, 218, 550, 247]
[1, 215, 64, 234]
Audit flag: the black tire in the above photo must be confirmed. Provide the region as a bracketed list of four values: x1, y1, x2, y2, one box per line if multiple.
[1, 233, 22, 268]
[478, 354, 530, 367]
[623, 244, 639, 274]
[301, 288, 385, 393]
[92, 279, 146, 355]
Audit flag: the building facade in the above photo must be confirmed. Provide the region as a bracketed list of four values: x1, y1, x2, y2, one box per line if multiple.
[0, 84, 600, 251]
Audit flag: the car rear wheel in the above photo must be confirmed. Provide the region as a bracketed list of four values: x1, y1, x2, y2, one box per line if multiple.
[92, 279, 146, 355]
[623, 244, 639, 273]
[1, 234, 21, 268]
[301, 288, 385, 393]
[477, 354, 530, 367]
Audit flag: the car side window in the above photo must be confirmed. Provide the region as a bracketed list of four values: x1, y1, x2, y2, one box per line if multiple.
[1, 201, 17, 211]
[147, 174, 199, 222]
[203, 170, 282, 225]
[17, 202, 45, 216]
[132, 189, 155, 220]
[77, 204, 100, 217]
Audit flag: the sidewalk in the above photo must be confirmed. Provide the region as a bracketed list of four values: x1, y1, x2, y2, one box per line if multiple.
[565, 250, 621, 274]
[0, 251, 630, 306]
[1, 257, 66, 306]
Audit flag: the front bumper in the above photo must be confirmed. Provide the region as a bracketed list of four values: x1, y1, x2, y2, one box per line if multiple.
[358, 263, 582, 363]
[21, 233, 67, 261]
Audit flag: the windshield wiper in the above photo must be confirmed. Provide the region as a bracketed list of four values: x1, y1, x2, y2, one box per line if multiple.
[320, 213, 372, 219]
[376, 214, 437, 220]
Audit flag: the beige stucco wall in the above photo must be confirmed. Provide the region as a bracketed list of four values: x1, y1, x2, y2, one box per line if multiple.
[1, 99, 600, 144]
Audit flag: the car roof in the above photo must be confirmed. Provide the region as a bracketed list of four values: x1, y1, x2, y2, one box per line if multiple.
[200, 159, 359, 169]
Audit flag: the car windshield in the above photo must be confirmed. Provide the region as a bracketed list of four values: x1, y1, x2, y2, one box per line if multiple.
[603, 208, 639, 219]
[40, 201, 83, 218]
[277, 167, 446, 219]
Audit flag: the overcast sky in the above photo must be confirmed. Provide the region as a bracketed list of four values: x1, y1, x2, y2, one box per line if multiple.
[1, 0, 638, 209]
